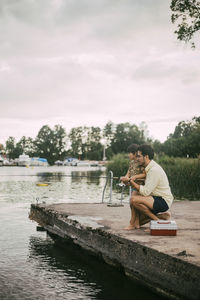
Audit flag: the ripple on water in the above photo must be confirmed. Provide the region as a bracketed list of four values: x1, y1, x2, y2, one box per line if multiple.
[0, 167, 164, 300]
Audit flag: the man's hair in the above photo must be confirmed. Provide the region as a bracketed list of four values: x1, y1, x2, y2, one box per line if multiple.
[127, 143, 139, 154]
[138, 144, 154, 160]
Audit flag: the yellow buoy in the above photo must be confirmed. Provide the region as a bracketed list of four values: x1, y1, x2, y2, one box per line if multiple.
[36, 183, 49, 187]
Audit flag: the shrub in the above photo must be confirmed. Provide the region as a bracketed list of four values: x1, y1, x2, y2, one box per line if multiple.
[159, 158, 200, 200]
[106, 153, 129, 179]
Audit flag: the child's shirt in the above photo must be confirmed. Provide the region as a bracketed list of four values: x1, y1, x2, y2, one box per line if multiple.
[128, 160, 145, 185]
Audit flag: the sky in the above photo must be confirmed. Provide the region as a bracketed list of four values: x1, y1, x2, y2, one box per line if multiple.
[1, 0, 200, 145]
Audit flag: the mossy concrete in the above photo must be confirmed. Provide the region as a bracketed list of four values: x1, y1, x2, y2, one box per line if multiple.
[29, 201, 200, 300]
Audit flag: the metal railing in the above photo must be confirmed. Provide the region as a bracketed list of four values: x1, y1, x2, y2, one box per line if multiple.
[102, 171, 129, 207]
[102, 170, 113, 204]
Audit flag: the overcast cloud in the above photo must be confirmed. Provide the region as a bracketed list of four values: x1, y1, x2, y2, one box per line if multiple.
[0, 0, 200, 144]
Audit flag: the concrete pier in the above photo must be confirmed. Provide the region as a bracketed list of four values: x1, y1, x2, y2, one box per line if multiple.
[29, 201, 200, 300]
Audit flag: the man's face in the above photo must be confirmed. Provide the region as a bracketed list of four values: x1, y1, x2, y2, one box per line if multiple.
[136, 151, 146, 166]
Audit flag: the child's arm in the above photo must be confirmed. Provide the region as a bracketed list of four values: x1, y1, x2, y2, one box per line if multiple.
[120, 169, 130, 184]
[130, 171, 146, 181]
[120, 175, 129, 184]
[129, 172, 146, 190]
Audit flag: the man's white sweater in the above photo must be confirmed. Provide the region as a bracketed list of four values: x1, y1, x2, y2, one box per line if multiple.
[139, 160, 174, 207]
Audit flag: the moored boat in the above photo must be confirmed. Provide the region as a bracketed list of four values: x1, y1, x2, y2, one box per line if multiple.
[30, 157, 48, 167]
[18, 154, 31, 167]
[0, 155, 3, 166]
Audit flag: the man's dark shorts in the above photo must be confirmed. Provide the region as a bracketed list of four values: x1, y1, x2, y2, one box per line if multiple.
[152, 196, 169, 214]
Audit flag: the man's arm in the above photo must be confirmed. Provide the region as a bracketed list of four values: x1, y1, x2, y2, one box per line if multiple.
[139, 168, 160, 196]
[130, 169, 159, 195]
[129, 179, 140, 191]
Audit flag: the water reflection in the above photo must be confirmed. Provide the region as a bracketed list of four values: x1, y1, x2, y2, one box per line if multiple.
[0, 166, 111, 205]
[36, 172, 66, 182]
[28, 234, 164, 300]
[0, 167, 164, 300]
[71, 170, 104, 185]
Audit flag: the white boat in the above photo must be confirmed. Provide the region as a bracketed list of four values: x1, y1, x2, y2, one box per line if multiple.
[0, 155, 3, 166]
[3, 159, 10, 166]
[54, 160, 63, 166]
[18, 154, 31, 167]
[63, 158, 79, 166]
[89, 161, 99, 167]
[30, 157, 48, 167]
[76, 160, 90, 166]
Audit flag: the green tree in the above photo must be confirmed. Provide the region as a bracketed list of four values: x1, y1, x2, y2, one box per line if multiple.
[16, 136, 36, 157]
[84, 126, 103, 160]
[53, 125, 68, 160]
[0, 143, 4, 155]
[163, 116, 200, 157]
[110, 123, 145, 154]
[69, 127, 85, 158]
[163, 137, 186, 157]
[35, 125, 67, 165]
[102, 121, 115, 159]
[171, 120, 193, 138]
[103, 121, 115, 147]
[68, 126, 103, 160]
[5, 137, 21, 159]
[171, 0, 200, 48]
[152, 139, 163, 154]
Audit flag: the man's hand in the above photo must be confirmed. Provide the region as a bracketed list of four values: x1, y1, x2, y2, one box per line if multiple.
[130, 178, 140, 191]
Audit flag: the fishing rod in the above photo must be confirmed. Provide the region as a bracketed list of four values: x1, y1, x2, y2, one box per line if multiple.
[0, 174, 120, 180]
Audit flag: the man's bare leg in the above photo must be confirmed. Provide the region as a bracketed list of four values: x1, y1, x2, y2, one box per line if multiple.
[124, 193, 171, 230]
[125, 193, 155, 230]
[131, 195, 171, 222]
[139, 213, 150, 226]
[135, 210, 140, 229]
[132, 202, 158, 231]
[135, 202, 158, 219]
[130, 195, 160, 224]
[124, 210, 171, 230]
[139, 211, 171, 226]
[157, 211, 171, 220]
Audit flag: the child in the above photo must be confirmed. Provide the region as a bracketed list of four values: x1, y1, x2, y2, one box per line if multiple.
[120, 144, 145, 188]
[120, 144, 146, 230]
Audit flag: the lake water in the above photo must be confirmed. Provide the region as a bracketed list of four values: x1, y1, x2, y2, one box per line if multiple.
[0, 166, 164, 300]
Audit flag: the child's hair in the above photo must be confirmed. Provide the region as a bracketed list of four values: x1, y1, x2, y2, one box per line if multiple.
[127, 143, 139, 154]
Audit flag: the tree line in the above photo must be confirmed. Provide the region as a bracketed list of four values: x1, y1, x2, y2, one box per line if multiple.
[153, 116, 200, 158]
[1, 117, 200, 165]
[1, 122, 146, 165]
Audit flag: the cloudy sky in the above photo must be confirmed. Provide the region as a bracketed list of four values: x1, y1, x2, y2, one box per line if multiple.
[1, 0, 200, 144]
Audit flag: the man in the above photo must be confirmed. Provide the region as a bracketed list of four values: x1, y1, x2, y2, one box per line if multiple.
[126, 144, 173, 230]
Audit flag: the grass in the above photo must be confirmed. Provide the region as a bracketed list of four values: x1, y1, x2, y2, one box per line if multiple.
[157, 156, 200, 200]
[106, 153, 129, 180]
